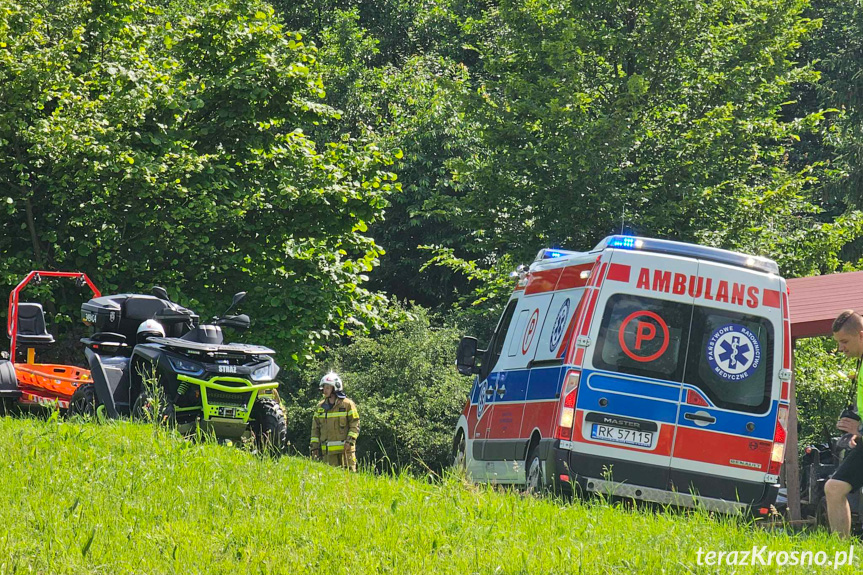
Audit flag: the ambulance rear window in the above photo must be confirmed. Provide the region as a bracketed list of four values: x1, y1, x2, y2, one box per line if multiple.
[593, 294, 690, 382]
[685, 307, 773, 414]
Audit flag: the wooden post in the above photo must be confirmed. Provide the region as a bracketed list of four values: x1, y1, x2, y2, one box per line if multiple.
[786, 339, 802, 521]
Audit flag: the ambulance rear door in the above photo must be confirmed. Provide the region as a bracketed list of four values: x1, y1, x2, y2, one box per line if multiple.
[520, 262, 590, 444]
[667, 260, 783, 505]
[574, 249, 697, 491]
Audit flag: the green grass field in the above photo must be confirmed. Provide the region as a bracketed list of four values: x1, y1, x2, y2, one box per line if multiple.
[0, 416, 858, 574]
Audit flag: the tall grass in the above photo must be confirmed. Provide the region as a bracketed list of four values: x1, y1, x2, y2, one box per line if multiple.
[0, 416, 857, 574]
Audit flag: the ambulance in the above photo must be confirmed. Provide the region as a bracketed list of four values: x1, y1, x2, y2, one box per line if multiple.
[454, 236, 791, 514]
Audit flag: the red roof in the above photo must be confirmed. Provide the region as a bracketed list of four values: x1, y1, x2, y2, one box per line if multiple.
[787, 271, 863, 339]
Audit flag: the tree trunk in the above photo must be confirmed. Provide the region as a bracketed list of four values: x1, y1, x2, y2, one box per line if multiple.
[24, 197, 43, 268]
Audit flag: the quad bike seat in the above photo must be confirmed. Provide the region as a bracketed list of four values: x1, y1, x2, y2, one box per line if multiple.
[124, 295, 173, 324]
[82, 294, 194, 344]
[15, 303, 55, 346]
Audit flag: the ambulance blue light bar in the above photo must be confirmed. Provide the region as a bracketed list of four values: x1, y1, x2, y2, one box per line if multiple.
[607, 236, 638, 249]
[536, 248, 580, 261]
[595, 235, 780, 275]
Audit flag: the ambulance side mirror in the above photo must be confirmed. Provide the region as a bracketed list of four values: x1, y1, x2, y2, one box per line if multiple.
[457, 336, 481, 376]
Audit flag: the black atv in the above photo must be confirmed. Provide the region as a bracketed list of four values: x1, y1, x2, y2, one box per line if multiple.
[798, 436, 863, 530]
[69, 288, 287, 452]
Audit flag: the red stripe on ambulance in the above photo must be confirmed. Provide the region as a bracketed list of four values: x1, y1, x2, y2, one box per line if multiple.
[525, 268, 565, 295]
[781, 289, 792, 371]
[673, 426, 770, 471]
[521, 401, 560, 439]
[568, 258, 606, 366]
[556, 263, 593, 291]
[763, 289, 781, 309]
[606, 263, 631, 283]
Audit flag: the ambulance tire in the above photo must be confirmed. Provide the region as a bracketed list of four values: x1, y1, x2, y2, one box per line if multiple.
[451, 430, 467, 472]
[525, 444, 545, 494]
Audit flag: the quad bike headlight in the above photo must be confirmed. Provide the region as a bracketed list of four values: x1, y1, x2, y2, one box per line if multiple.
[168, 356, 205, 376]
[251, 360, 278, 382]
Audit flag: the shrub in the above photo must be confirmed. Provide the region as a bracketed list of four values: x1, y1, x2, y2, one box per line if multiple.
[794, 336, 857, 449]
[281, 304, 472, 473]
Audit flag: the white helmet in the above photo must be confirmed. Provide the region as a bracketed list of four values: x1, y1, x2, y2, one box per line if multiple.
[137, 319, 165, 342]
[319, 372, 343, 392]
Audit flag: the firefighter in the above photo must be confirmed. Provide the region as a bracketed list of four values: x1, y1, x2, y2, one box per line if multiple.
[309, 372, 360, 471]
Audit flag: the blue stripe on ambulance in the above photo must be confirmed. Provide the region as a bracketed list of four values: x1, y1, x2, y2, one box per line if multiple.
[496, 369, 530, 402]
[584, 370, 681, 402]
[675, 402, 779, 440]
[579, 368, 778, 441]
[524, 366, 565, 401]
[473, 366, 778, 442]
[576, 377, 679, 425]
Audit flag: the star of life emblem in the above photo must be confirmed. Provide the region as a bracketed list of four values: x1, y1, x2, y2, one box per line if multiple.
[706, 324, 762, 381]
[476, 380, 489, 419]
[549, 298, 571, 352]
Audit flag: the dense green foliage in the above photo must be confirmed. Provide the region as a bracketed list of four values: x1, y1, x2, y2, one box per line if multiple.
[1, 417, 859, 573]
[278, 0, 863, 307]
[4, 0, 863, 472]
[0, 0, 399, 364]
[795, 337, 858, 448]
[282, 305, 471, 472]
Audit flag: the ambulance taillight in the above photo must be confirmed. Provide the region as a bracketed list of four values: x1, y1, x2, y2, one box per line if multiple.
[555, 371, 581, 440]
[769, 404, 789, 476]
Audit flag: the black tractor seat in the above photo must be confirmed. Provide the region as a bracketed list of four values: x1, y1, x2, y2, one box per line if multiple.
[14, 303, 54, 346]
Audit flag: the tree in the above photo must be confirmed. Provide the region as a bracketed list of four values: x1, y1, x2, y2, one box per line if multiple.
[441, 0, 862, 277]
[0, 0, 399, 363]
[274, 6, 488, 306]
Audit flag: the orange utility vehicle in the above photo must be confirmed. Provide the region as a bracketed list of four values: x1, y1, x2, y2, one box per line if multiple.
[0, 271, 101, 410]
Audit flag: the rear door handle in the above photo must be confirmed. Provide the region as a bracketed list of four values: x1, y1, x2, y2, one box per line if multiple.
[496, 384, 506, 398]
[684, 412, 716, 424]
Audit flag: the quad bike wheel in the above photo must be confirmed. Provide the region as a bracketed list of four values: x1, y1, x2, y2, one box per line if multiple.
[0, 360, 18, 414]
[68, 383, 97, 418]
[249, 397, 287, 455]
[132, 389, 157, 422]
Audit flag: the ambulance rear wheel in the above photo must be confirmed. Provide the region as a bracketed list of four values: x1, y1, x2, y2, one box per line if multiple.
[526, 444, 545, 494]
[451, 430, 467, 472]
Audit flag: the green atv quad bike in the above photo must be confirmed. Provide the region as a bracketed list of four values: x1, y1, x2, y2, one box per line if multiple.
[70, 287, 287, 453]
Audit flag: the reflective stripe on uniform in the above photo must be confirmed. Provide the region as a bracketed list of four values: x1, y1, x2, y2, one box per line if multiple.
[310, 437, 320, 443]
[347, 431, 359, 439]
[322, 441, 345, 453]
[314, 411, 349, 418]
[349, 410, 359, 419]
